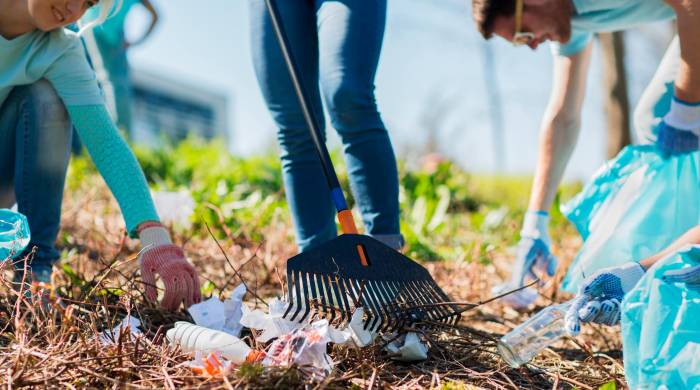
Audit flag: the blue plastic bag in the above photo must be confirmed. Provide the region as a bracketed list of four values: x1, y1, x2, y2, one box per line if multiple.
[621, 245, 700, 390]
[0, 209, 30, 261]
[561, 146, 700, 292]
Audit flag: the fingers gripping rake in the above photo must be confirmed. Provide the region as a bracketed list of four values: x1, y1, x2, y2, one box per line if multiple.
[264, 0, 460, 332]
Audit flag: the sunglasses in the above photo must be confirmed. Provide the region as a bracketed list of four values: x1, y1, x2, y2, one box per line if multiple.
[513, 0, 535, 46]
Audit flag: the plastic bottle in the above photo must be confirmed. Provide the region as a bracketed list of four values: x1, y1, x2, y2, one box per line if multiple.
[166, 322, 264, 365]
[0, 209, 30, 260]
[497, 300, 572, 368]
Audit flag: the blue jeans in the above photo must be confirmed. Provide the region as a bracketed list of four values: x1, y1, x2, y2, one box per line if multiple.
[0, 80, 73, 281]
[249, 0, 401, 252]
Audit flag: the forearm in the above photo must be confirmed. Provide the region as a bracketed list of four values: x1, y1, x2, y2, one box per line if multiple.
[669, 0, 700, 102]
[528, 47, 591, 212]
[639, 225, 700, 270]
[528, 116, 580, 211]
[67, 105, 159, 236]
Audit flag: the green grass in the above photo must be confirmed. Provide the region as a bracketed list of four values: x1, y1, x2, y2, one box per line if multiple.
[68, 136, 582, 263]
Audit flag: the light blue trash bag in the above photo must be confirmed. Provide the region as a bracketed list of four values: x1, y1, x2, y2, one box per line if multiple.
[0, 209, 31, 261]
[561, 145, 700, 292]
[621, 245, 700, 390]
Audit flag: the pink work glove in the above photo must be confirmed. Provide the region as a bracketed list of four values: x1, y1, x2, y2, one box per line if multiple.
[138, 223, 201, 310]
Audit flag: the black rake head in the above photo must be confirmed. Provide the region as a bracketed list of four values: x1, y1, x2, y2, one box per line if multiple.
[284, 234, 461, 332]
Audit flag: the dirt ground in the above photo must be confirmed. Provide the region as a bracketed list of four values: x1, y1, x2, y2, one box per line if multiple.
[0, 181, 626, 389]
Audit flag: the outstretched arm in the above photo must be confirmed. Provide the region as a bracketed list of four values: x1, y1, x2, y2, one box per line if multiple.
[528, 43, 593, 212]
[67, 104, 200, 309]
[125, 0, 159, 48]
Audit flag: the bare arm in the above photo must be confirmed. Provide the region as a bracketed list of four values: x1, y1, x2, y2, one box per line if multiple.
[666, 0, 700, 102]
[527, 43, 593, 211]
[125, 0, 159, 48]
[639, 226, 700, 270]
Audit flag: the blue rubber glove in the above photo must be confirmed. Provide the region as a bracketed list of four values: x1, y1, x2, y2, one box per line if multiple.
[655, 97, 700, 156]
[565, 262, 645, 335]
[493, 211, 557, 309]
[662, 265, 700, 289]
[662, 248, 700, 290]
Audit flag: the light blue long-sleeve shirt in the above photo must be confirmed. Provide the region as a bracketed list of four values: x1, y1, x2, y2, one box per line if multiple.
[552, 0, 676, 57]
[1, 28, 159, 235]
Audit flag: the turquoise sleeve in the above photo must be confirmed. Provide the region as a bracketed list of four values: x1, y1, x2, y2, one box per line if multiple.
[67, 104, 160, 236]
[550, 29, 592, 57]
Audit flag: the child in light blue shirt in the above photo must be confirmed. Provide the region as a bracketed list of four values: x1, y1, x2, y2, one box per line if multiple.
[0, 0, 199, 310]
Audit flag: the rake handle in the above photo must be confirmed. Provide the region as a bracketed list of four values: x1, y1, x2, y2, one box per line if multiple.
[264, 0, 358, 236]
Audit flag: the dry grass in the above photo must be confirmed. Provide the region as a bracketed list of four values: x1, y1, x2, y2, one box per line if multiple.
[0, 178, 626, 389]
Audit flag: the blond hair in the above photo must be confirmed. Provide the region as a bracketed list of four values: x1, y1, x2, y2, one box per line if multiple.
[77, 0, 123, 35]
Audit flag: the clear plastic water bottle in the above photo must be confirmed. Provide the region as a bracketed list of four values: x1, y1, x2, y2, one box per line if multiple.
[0, 209, 30, 261]
[497, 300, 572, 368]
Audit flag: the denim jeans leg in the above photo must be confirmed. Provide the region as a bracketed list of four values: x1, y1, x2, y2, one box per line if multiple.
[3, 80, 73, 281]
[250, 0, 337, 252]
[317, 0, 402, 249]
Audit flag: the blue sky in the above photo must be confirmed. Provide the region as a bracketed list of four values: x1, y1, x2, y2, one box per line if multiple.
[125, 0, 674, 180]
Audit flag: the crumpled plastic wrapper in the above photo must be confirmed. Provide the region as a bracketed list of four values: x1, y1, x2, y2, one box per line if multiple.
[621, 245, 700, 389]
[99, 315, 142, 345]
[561, 146, 700, 292]
[263, 319, 337, 380]
[239, 297, 307, 342]
[241, 299, 377, 348]
[384, 332, 428, 361]
[187, 284, 246, 337]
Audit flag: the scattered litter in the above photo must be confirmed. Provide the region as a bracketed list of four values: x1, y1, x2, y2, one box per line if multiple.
[99, 315, 142, 345]
[346, 308, 378, 347]
[0, 209, 30, 261]
[263, 320, 336, 380]
[240, 297, 305, 342]
[622, 246, 700, 389]
[152, 191, 195, 228]
[184, 351, 233, 376]
[482, 206, 509, 231]
[384, 332, 428, 362]
[188, 284, 246, 337]
[167, 321, 263, 365]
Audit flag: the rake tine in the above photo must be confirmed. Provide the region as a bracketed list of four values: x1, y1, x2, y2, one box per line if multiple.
[401, 280, 428, 320]
[344, 277, 361, 309]
[307, 273, 320, 318]
[314, 273, 330, 320]
[384, 281, 409, 331]
[426, 280, 460, 324]
[416, 280, 448, 322]
[298, 272, 313, 323]
[284, 269, 295, 319]
[418, 280, 453, 323]
[375, 281, 399, 332]
[349, 278, 373, 328]
[322, 274, 338, 322]
[363, 281, 384, 330]
[367, 280, 391, 332]
[335, 277, 352, 322]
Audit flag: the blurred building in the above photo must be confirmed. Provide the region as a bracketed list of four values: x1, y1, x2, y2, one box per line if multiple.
[130, 68, 229, 147]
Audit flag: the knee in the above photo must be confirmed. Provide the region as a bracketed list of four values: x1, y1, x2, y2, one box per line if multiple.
[324, 81, 383, 133]
[276, 127, 321, 161]
[14, 80, 70, 129]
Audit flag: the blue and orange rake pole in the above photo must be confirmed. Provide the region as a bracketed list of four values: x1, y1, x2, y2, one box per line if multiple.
[264, 0, 367, 267]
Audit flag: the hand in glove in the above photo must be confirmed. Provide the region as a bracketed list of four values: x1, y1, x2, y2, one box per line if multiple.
[655, 96, 700, 156]
[565, 262, 645, 335]
[493, 211, 557, 308]
[662, 247, 700, 290]
[138, 222, 201, 310]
